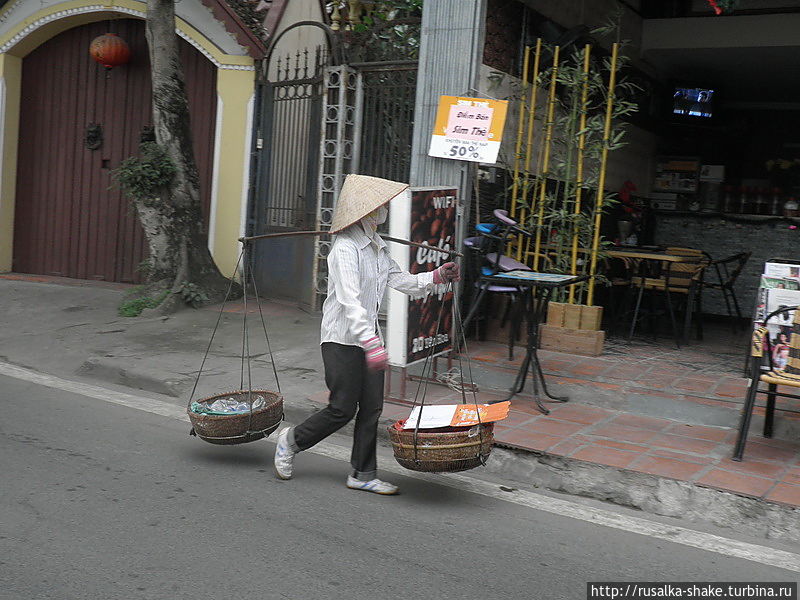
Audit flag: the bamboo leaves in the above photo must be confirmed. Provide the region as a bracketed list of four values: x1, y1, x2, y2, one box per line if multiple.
[506, 31, 638, 305]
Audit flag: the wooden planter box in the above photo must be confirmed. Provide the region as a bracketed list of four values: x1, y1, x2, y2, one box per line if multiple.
[539, 302, 605, 357]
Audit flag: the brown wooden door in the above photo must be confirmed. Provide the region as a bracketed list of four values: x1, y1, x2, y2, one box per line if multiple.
[13, 19, 217, 282]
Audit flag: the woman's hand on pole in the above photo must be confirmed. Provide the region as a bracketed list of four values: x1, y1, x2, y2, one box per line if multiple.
[433, 262, 460, 284]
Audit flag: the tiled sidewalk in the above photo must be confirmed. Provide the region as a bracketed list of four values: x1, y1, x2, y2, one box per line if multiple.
[488, 401, 800, 507]
[375, 389, 800, 509]
[468, 338, 800, 422]
[365, 331, 800, 509]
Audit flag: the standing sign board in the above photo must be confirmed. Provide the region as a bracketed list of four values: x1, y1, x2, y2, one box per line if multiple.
[752, 261, 800, 374]
[428, 96, 508, 164]
[387, 187, 459, 367]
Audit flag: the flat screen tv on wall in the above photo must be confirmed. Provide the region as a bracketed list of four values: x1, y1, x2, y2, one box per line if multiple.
[672, 87, 715, 118]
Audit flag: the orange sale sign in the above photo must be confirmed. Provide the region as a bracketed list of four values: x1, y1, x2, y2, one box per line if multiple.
[402, 401, 511, 429]
[451, 401, 511, 427]
[428, 96, 508, 164]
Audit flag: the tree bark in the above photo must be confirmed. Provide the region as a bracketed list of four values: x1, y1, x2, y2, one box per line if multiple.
[143, 0, 239, 312]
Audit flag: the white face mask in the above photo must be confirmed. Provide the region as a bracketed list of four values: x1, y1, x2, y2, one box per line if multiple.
[361, 205, 388, 236]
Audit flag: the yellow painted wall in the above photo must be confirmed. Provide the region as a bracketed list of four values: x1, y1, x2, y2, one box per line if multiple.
[0, 54, 21, 272]
[212, 68, 255, 277]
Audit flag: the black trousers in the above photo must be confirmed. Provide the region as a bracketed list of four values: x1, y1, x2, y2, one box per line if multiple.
[293, 342, 385, 478]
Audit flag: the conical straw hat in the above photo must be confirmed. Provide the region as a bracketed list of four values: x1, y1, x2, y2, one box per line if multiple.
[330, 174, 409, 233]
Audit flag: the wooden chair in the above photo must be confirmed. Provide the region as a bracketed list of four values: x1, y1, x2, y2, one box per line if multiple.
[733, 305, 800, 461]
[628, 247, 709, 346]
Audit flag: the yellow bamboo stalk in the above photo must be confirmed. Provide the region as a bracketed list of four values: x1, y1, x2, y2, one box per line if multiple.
[586, 43, 619, 306]
[524, 101, 550, 265]
[532, 46, 560, 272]
[516, 39, 542, 262]
[568, 44, 592, 304]
[509, 46, 530, 222]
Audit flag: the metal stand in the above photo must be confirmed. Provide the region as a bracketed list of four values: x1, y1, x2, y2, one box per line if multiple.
[502, 287, 567, 414]
[384, 354, 455, 403]
[475, 272, 588, 415]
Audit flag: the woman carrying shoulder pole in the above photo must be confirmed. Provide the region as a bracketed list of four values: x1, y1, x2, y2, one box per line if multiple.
[273, 174, 460, 494]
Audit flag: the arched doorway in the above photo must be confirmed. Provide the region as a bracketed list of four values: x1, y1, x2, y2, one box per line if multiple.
[13, 18, 216, 282]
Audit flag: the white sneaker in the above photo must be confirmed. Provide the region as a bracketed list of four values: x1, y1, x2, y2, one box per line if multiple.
[273, 428, 295, 480]
[346, 475, 399, 495]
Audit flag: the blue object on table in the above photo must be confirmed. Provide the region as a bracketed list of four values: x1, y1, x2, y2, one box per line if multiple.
[475, 223, 498, 235]
[491, 271, 579, 283]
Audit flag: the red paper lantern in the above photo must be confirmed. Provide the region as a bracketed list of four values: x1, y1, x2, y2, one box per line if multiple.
[89, 33, 131, 69]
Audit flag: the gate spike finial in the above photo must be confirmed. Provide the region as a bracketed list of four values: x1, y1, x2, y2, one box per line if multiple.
[283, 53, 291, 80]
[294, 50, 302, 79]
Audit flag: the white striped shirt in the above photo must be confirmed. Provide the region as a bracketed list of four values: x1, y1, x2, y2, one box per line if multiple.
[320, 224, 436, 347]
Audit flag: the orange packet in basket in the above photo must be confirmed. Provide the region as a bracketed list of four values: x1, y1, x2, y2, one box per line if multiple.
[450, 401, 511, 427]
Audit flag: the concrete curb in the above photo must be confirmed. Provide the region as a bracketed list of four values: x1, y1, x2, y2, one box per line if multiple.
[278, 394, 800, 545]
[78, 357, 192, 398]
[484, 445, 800, 545]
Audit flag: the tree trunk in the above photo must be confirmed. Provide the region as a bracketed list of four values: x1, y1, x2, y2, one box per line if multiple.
[142, 0, 240, 312]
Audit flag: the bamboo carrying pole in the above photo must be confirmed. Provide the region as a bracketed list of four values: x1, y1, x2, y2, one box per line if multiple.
[238, 230, 464, 258]
[516, 39, 542, 263]
[568, 44, 592, 304]
[586, 43, 619, 306]
[532, 46, 560, 272]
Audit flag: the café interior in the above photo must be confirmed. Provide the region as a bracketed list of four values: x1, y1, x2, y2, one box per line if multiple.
[456, 1, 800, 465]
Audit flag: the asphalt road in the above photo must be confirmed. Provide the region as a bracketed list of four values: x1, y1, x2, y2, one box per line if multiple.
[0, 374, 796, 600]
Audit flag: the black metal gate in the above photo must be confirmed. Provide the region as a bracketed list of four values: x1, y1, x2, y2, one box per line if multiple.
[251, 48, 326, 308]
[355, 61, 417, 183]
[249, 13, 420, 311]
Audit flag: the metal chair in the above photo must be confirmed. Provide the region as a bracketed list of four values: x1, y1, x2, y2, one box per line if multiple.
[462, 210, 548, 360]
[701, 251, 751, 324]
[733, 305, 799, 461]
[462, 236, 527, 359]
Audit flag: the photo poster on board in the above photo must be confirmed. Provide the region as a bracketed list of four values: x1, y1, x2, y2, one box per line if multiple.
[752, 262, 800, 372]
[387, 187, 459, 367]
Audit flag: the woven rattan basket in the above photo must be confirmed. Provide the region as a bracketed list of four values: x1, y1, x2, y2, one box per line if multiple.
[188, 390, 283, 445]
[388, 421, 494, 473]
